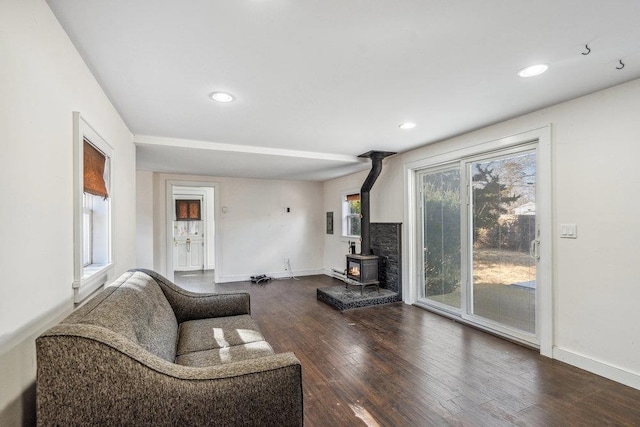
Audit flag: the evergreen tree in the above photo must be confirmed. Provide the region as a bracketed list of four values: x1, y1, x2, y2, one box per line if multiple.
[472, 163, 520, 241]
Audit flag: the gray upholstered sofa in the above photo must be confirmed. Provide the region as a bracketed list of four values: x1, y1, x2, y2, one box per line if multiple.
[36, 269, 303, 426]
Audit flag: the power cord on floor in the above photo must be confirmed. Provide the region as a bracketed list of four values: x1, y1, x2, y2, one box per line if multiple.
[279, 258, 299, 280]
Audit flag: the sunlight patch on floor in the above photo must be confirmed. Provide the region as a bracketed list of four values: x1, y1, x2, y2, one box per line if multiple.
[348, 403, 380, 427]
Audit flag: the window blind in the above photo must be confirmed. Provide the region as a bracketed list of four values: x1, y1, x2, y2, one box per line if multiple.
[84, 140, 109, 198]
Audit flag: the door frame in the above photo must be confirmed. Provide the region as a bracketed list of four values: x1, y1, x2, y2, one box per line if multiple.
[403, 126, 553, 356]
[165, 180, 220, 283]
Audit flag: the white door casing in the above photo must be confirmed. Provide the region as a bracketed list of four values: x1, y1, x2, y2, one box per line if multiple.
[165, 181, 219, 282]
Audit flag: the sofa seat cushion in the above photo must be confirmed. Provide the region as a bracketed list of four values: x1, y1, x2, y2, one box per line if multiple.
[177, 314, 265, 356]
[175, 340, 275, 367]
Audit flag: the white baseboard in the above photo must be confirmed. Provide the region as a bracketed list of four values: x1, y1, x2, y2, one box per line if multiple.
[553, 347, 640, 390]
[323, 268, 343, 277]
[217, 269, 324, 284]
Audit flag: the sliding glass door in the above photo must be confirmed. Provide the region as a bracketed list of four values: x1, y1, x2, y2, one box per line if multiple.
[419, 166, 461, 311]
[469, 150, 537, 335]
[417, 144, 539, 344]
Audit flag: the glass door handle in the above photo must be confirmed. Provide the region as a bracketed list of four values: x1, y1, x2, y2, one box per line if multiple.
[530, 239, 540, 260]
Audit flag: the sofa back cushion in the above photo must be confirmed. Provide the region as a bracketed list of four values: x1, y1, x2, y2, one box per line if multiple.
[65, 271, 179, 362]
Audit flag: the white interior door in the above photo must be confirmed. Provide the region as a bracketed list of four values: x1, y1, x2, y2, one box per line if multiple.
[173, 220, 204, 271]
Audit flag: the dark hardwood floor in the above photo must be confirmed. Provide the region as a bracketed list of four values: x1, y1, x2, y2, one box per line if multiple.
[178, 274, 640, 426]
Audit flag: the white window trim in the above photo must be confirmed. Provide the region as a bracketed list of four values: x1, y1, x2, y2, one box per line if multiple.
[341, 187, 361, 239]
[72, 112, 114, 303]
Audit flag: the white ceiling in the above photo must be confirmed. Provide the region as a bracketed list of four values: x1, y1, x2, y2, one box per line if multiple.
[47, 0, 640, 181]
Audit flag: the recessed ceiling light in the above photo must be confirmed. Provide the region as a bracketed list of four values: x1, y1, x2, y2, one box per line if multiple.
[209, 92, 234, 103]
[399, 122, 416, 130]
[517, 64, 549, 78]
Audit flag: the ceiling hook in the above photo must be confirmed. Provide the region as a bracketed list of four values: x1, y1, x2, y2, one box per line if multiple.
[616, 60, 625, 70]
[581, 44, 591, 56]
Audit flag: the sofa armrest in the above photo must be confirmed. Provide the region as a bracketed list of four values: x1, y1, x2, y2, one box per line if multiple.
[130, 268, 251, 322]
[37, 324, 303, 426]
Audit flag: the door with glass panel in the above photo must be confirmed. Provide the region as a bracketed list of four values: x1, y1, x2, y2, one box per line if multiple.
[468, 149, 537, 336]
[418, 145, 538, 343]
[419, 166, 462, 311]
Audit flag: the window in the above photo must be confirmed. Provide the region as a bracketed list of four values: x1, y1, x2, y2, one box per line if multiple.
[82, 193, 93, 266]
[175, 199, 201, 220]
[73, 112, 114, 303]
[342, 191, 361, 237]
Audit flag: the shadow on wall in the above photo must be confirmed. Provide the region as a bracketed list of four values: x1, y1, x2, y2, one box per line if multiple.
[0, 382, 36, 427]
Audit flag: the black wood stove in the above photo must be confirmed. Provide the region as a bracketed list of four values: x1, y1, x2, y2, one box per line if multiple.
[345, 253, 379, 294]
[344, 150, 395, 294]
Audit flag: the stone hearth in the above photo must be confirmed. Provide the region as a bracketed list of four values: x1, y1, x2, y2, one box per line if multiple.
[317, 284, 399, 311]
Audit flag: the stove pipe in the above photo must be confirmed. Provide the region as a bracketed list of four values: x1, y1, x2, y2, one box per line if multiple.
[358, 151, 396, 255]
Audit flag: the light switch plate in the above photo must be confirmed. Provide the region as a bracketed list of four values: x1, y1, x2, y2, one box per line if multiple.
[560, 223, 577, 239]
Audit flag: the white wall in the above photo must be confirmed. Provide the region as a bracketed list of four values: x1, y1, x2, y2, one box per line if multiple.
[322, 157, 406, 274]
[324, 78, 640, 389]
[140, 173, 325, 282]
[322, 170, 368, 272]
[204, 187, 216, 269]
[136, 170, 154, 269]
[0, 1, 136, 425]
